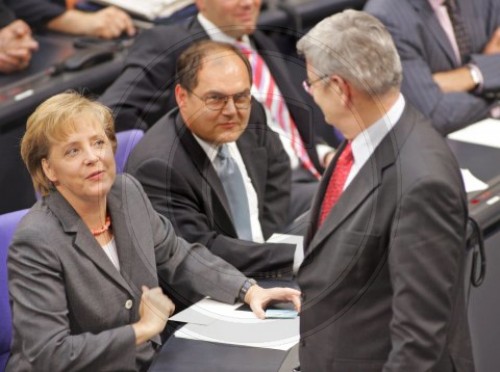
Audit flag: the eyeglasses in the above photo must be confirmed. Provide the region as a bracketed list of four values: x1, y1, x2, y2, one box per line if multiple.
[189, 90, 252, 111]
[303, 75, 329, 94]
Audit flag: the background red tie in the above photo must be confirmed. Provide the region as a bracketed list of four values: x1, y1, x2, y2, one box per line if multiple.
[318, 143, 353, 226]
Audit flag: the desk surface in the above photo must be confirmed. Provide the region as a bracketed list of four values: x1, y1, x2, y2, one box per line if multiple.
[149, 337, 298, 372]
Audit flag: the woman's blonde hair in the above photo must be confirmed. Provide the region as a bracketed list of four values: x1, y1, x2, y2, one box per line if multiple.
[21, 91, 117, 196]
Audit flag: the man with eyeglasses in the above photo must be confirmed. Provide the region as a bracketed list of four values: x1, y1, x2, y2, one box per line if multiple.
[295, 10, 473, 371]
[101, 0, 338, 224]
[126, 41, 299, 298]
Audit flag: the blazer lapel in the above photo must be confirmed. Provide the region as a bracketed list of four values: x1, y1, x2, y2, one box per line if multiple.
[305, 106, 415, 256]
[237, 132, 266, 207]
[46, 191, 133, 295]
[175, 114, 237, 234]
[305, 141, 347, 248]
[307, 156, 384, 253]
[106, 184, 150, 297]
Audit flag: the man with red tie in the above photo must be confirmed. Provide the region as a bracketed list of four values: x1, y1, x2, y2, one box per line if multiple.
[100, 0, 337, 222]
[295, 10, 474, 372]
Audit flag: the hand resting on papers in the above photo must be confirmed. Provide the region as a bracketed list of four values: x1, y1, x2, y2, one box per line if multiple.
[245, 286, 301, 320]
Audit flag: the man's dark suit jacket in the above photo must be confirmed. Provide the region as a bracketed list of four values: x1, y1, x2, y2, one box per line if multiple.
[4, 0, 64, 29]
[0, 0, 14, 27]
[365, 0, 500, 135]
[100, 16, 328, 171]
[125, 102, 295, 278]
[297, 104, 474, 371]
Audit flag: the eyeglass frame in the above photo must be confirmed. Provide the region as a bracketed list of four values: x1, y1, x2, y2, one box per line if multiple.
[302, 75, 330, 94]
[187, 89, 252, 111]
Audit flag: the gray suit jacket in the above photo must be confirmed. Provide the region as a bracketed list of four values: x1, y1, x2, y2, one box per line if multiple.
[7, 174, 246, 372]
[365, 0, 500, 135]
[126, 106, 295, 279]
[297, 104, 474, 371]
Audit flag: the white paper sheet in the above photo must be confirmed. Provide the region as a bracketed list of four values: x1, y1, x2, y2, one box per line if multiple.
[170, 297, 300, 350]
[174, 318, 299, 350]
[448, 118, 500, 148]
[461, 168, 489, 193]
[170, 298, 257, 325]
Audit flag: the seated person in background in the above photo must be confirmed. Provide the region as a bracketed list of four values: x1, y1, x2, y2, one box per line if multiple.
[0, 7, 38, 73]
[365, 0, 500, 135]
[126, 41, 300, 280]
[4, 0, 135, 39]
[6, 91, 300, 371]
[101, 0, 338, 221]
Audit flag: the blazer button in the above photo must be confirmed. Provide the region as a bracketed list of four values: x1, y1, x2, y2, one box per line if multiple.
[125, 299, 133, 309]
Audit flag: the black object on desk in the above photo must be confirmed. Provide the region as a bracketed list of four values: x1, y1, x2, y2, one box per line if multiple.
[149, 338, 291, 372]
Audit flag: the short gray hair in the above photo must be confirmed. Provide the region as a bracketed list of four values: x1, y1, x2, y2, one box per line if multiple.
[297, 10, 402, 95]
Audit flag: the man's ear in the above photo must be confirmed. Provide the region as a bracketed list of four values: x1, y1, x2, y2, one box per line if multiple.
[41, 158, 57, 183]
[175, 84, 187, 108]
[332, 75, 351, 107]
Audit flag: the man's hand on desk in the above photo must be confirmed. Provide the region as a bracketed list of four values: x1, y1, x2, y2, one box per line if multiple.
[47, 7, 136, 40]
[245, 285, 301, 320]
[0, 20, 38, 74]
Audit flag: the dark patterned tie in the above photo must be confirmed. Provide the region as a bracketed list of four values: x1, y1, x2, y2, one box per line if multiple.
[444, 0, 472, 63]
[213, 144, 253, 240]
[318, 142, 353, 227]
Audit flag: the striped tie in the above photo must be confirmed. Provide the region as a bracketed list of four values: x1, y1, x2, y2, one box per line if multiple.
[238, 43, 320, 179]
[444, 0, 472, 63]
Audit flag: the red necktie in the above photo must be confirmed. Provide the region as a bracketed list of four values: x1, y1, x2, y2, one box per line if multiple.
[238, 43, 320, 179]
[318, 143, 353, 226]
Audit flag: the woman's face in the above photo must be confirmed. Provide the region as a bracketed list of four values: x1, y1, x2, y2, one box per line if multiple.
[41, 117, 116, 207]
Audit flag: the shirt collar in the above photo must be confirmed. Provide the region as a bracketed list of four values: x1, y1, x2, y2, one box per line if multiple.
[192, 133, 220, 162]
[197, 13, 252, 47]
[428, 0, 445, 11]
[351, 93, 405, 165]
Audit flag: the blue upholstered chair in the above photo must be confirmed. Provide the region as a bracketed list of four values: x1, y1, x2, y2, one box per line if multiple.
[115, 129, 144, 173]
[0, 209, 29, 371]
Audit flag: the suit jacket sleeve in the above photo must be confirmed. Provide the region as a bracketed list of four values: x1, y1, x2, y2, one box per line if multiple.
[469, 0, 500, 92]
[365, 0, 495, 135]
[99, 24, 202, 131]
[0, 0, 15, 27]
[5, 0, 64, 29]
[131, 154, 295, 278]
[251, 101, 292, 239]
[126, 174, 247, 303]
[7, 221, 137, 371]
[384, 177, 467, 370]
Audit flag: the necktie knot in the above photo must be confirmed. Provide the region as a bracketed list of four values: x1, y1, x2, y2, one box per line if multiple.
[217, 144, 230, 160]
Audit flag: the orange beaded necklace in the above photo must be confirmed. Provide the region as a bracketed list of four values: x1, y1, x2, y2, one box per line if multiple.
[90, 216, 111, 236]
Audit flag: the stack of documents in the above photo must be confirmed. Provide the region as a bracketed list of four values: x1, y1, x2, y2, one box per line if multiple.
[170, 298, 300, 350]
